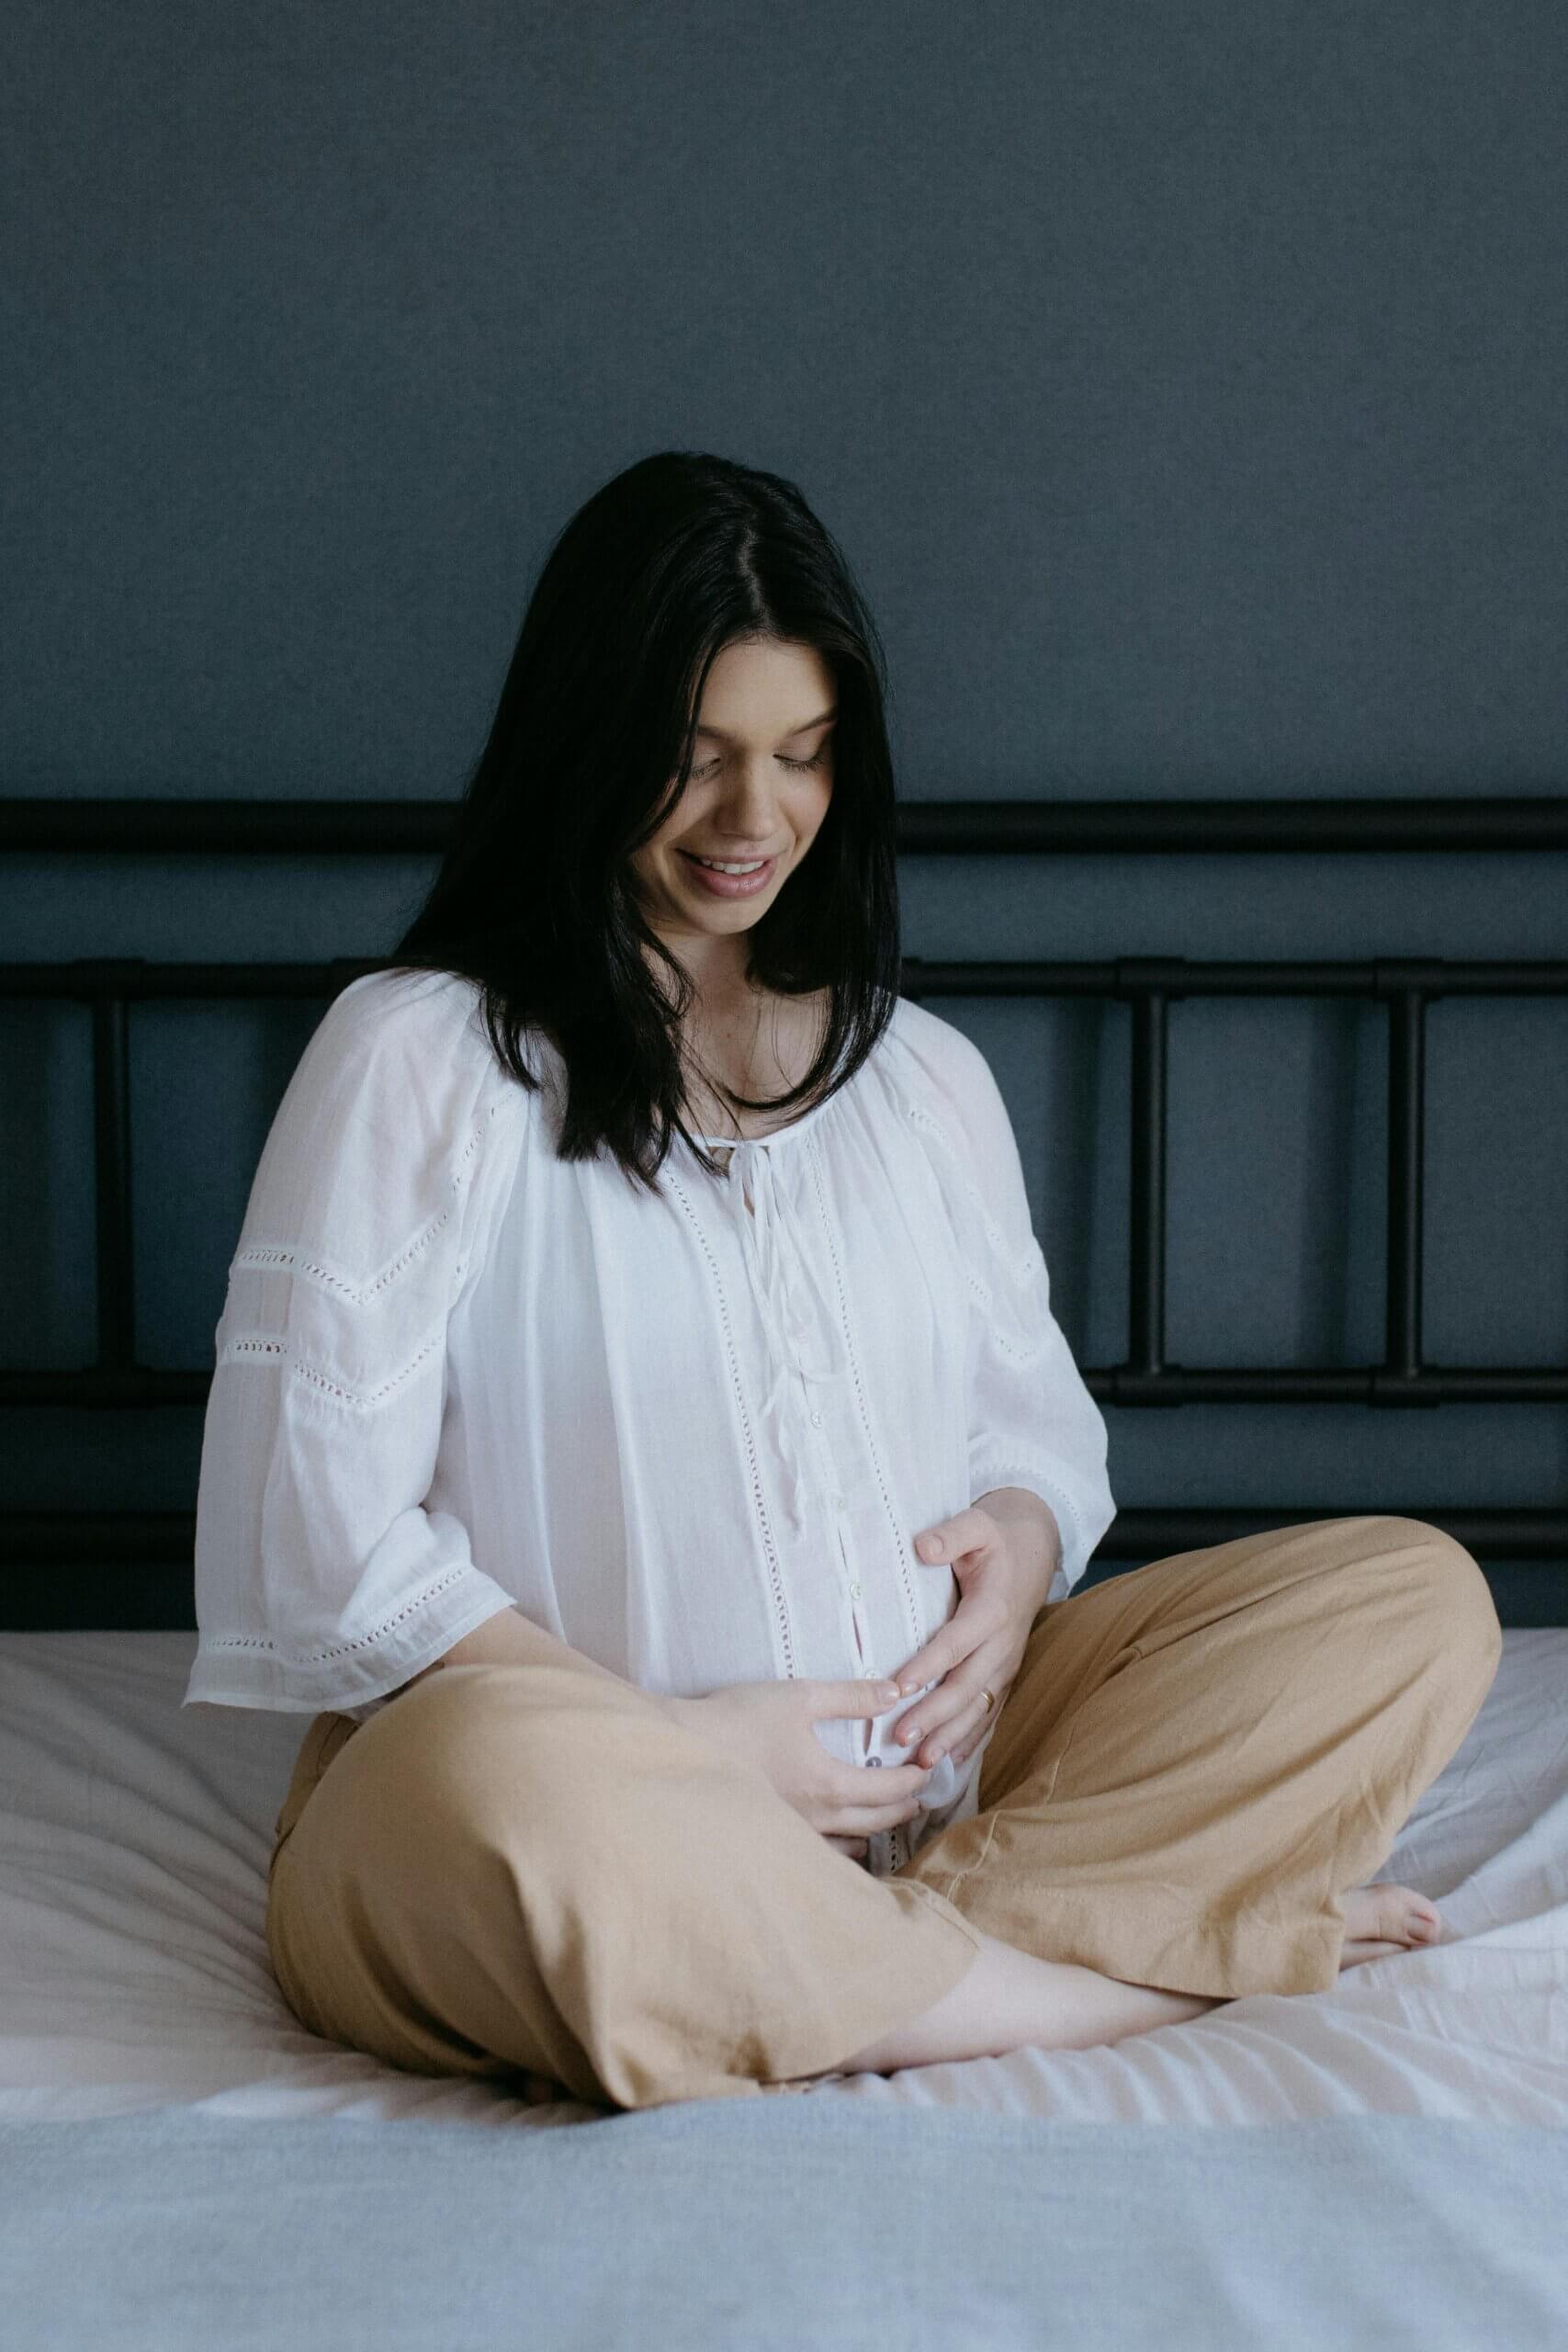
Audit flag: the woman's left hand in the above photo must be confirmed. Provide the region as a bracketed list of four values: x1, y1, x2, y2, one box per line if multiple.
[887, 1498, 1059, 1770]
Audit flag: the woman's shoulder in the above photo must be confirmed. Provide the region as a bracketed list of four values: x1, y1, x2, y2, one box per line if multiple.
[320, 965, 490, 1062]
[242, 967, 536, 1276]
[883, 991, 996, 1113]
[882, 995, 1040, 1275]
[308, 967, 555, 1103]
[265, 967, 537, 1182]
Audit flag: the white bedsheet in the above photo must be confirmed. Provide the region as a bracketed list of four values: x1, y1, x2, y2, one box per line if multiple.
[0, 1627, 1563, 2128]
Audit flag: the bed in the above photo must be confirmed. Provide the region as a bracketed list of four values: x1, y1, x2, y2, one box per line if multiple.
[3, 792, 1566, 2349]
[2, 1623, 1565, 2346]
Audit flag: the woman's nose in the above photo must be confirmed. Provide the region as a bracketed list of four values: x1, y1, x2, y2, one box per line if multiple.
[717, 758, 784, 822]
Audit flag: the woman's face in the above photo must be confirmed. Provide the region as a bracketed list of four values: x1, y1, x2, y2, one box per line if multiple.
[628, 635, 837, 985]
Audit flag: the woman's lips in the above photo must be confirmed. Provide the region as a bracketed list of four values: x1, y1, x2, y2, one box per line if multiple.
[677, 850, 779, 899]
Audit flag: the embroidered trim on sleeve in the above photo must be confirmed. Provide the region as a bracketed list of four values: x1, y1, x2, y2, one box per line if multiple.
[232, 1095, 505, 1308]
[963, 1266, 1045, 1363]
[215, 1327, 446, 1412]
[968, 1453, 1089, 1575]
[903, 1101, 1043, 1289]
[215, 1331, 287, 1363]
[201, 1562, 481, 1665]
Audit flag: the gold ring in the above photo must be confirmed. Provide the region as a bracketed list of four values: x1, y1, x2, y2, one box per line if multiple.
[979, 1687, 995, 1715]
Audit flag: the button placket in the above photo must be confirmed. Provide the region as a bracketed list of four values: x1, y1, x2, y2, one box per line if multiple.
[716, 1138, 849, 1539]
[705, 1130, 887, 1789]
[831, 1520, 872, 1747]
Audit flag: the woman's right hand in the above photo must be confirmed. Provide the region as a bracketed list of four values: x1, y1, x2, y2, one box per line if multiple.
[661, 1677, 932, 1860]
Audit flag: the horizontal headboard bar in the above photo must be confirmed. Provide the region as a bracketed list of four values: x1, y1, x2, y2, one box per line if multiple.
[6, 953, 1568, 1002]
[4, 1508, 1565, 1568]
[5, 1365, 1566, 1412]
[5, 794, 1568, 856]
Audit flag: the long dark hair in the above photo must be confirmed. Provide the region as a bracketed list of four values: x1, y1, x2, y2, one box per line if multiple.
[382, 450, 905, 1193]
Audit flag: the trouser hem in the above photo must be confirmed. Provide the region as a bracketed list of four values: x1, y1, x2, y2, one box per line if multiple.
[930, 1872, 1348, 1998]
[755, 1881, 984, 2094]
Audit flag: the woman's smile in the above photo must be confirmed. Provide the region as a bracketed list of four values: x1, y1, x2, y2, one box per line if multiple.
[676, 847, 782, 898]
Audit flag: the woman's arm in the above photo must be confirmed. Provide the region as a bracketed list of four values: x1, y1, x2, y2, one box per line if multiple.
[184, 970, 522, 1715]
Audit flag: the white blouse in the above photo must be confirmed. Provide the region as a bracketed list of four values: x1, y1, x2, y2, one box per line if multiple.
[184, 967, 1115, 1875]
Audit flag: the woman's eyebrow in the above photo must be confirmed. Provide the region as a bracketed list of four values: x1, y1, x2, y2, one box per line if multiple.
[694, 707, 838, 742]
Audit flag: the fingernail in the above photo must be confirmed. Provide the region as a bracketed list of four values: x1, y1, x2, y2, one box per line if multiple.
[877, 1682, 900, 1702]
[903, 1725, 922, 1747]
[927, 1745, 946, 1764]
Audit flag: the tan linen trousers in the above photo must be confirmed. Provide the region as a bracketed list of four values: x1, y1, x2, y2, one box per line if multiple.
[265, 1515, 1501, 2111]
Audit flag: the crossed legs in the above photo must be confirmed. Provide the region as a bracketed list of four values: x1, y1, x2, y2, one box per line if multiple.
[265, 1515, 1500, 2109]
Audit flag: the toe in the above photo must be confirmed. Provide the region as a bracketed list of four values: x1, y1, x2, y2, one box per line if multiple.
[1339, 1883, 1445, 1966]
[1339, 1937, 1409, 1972]
[1373, 1882, 1435, 1945]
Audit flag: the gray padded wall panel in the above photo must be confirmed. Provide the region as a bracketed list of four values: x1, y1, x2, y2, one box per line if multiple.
[4, 2, 1565, 1594]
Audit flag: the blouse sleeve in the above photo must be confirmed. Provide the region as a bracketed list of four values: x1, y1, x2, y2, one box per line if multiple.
[893, 1001, 1116, 1600]
[183, 969, 521, 1714]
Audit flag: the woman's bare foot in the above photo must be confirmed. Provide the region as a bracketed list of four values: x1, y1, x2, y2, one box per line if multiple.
[1338, 1882, 1443, 1970]
[832, 1929, 1218, 2079]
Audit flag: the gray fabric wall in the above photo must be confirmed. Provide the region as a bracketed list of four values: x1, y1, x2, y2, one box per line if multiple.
[4, 3, 1564, 1606]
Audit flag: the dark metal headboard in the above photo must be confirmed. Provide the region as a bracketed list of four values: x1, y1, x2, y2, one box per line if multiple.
[4, 794, 1566, 1628]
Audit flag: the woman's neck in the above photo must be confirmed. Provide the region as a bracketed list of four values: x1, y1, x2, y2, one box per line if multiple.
[682, 986, 829, 1141]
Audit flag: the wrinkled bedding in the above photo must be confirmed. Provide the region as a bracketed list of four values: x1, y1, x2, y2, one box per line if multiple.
[1, 1628, 1564, 2131]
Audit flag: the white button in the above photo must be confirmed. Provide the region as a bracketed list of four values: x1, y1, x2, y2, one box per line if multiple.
[850, 1581, 863, 1600]
[831, 1492, 844, 1510]
[810, 1410, 823, 1427]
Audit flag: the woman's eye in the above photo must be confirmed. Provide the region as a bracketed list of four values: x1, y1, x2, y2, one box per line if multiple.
[687, 749, 827, 780]
[691, 752, 827, 780]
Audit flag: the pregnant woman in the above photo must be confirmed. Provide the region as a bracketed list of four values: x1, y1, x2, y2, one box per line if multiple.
[185, 450, 1501, 2109]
